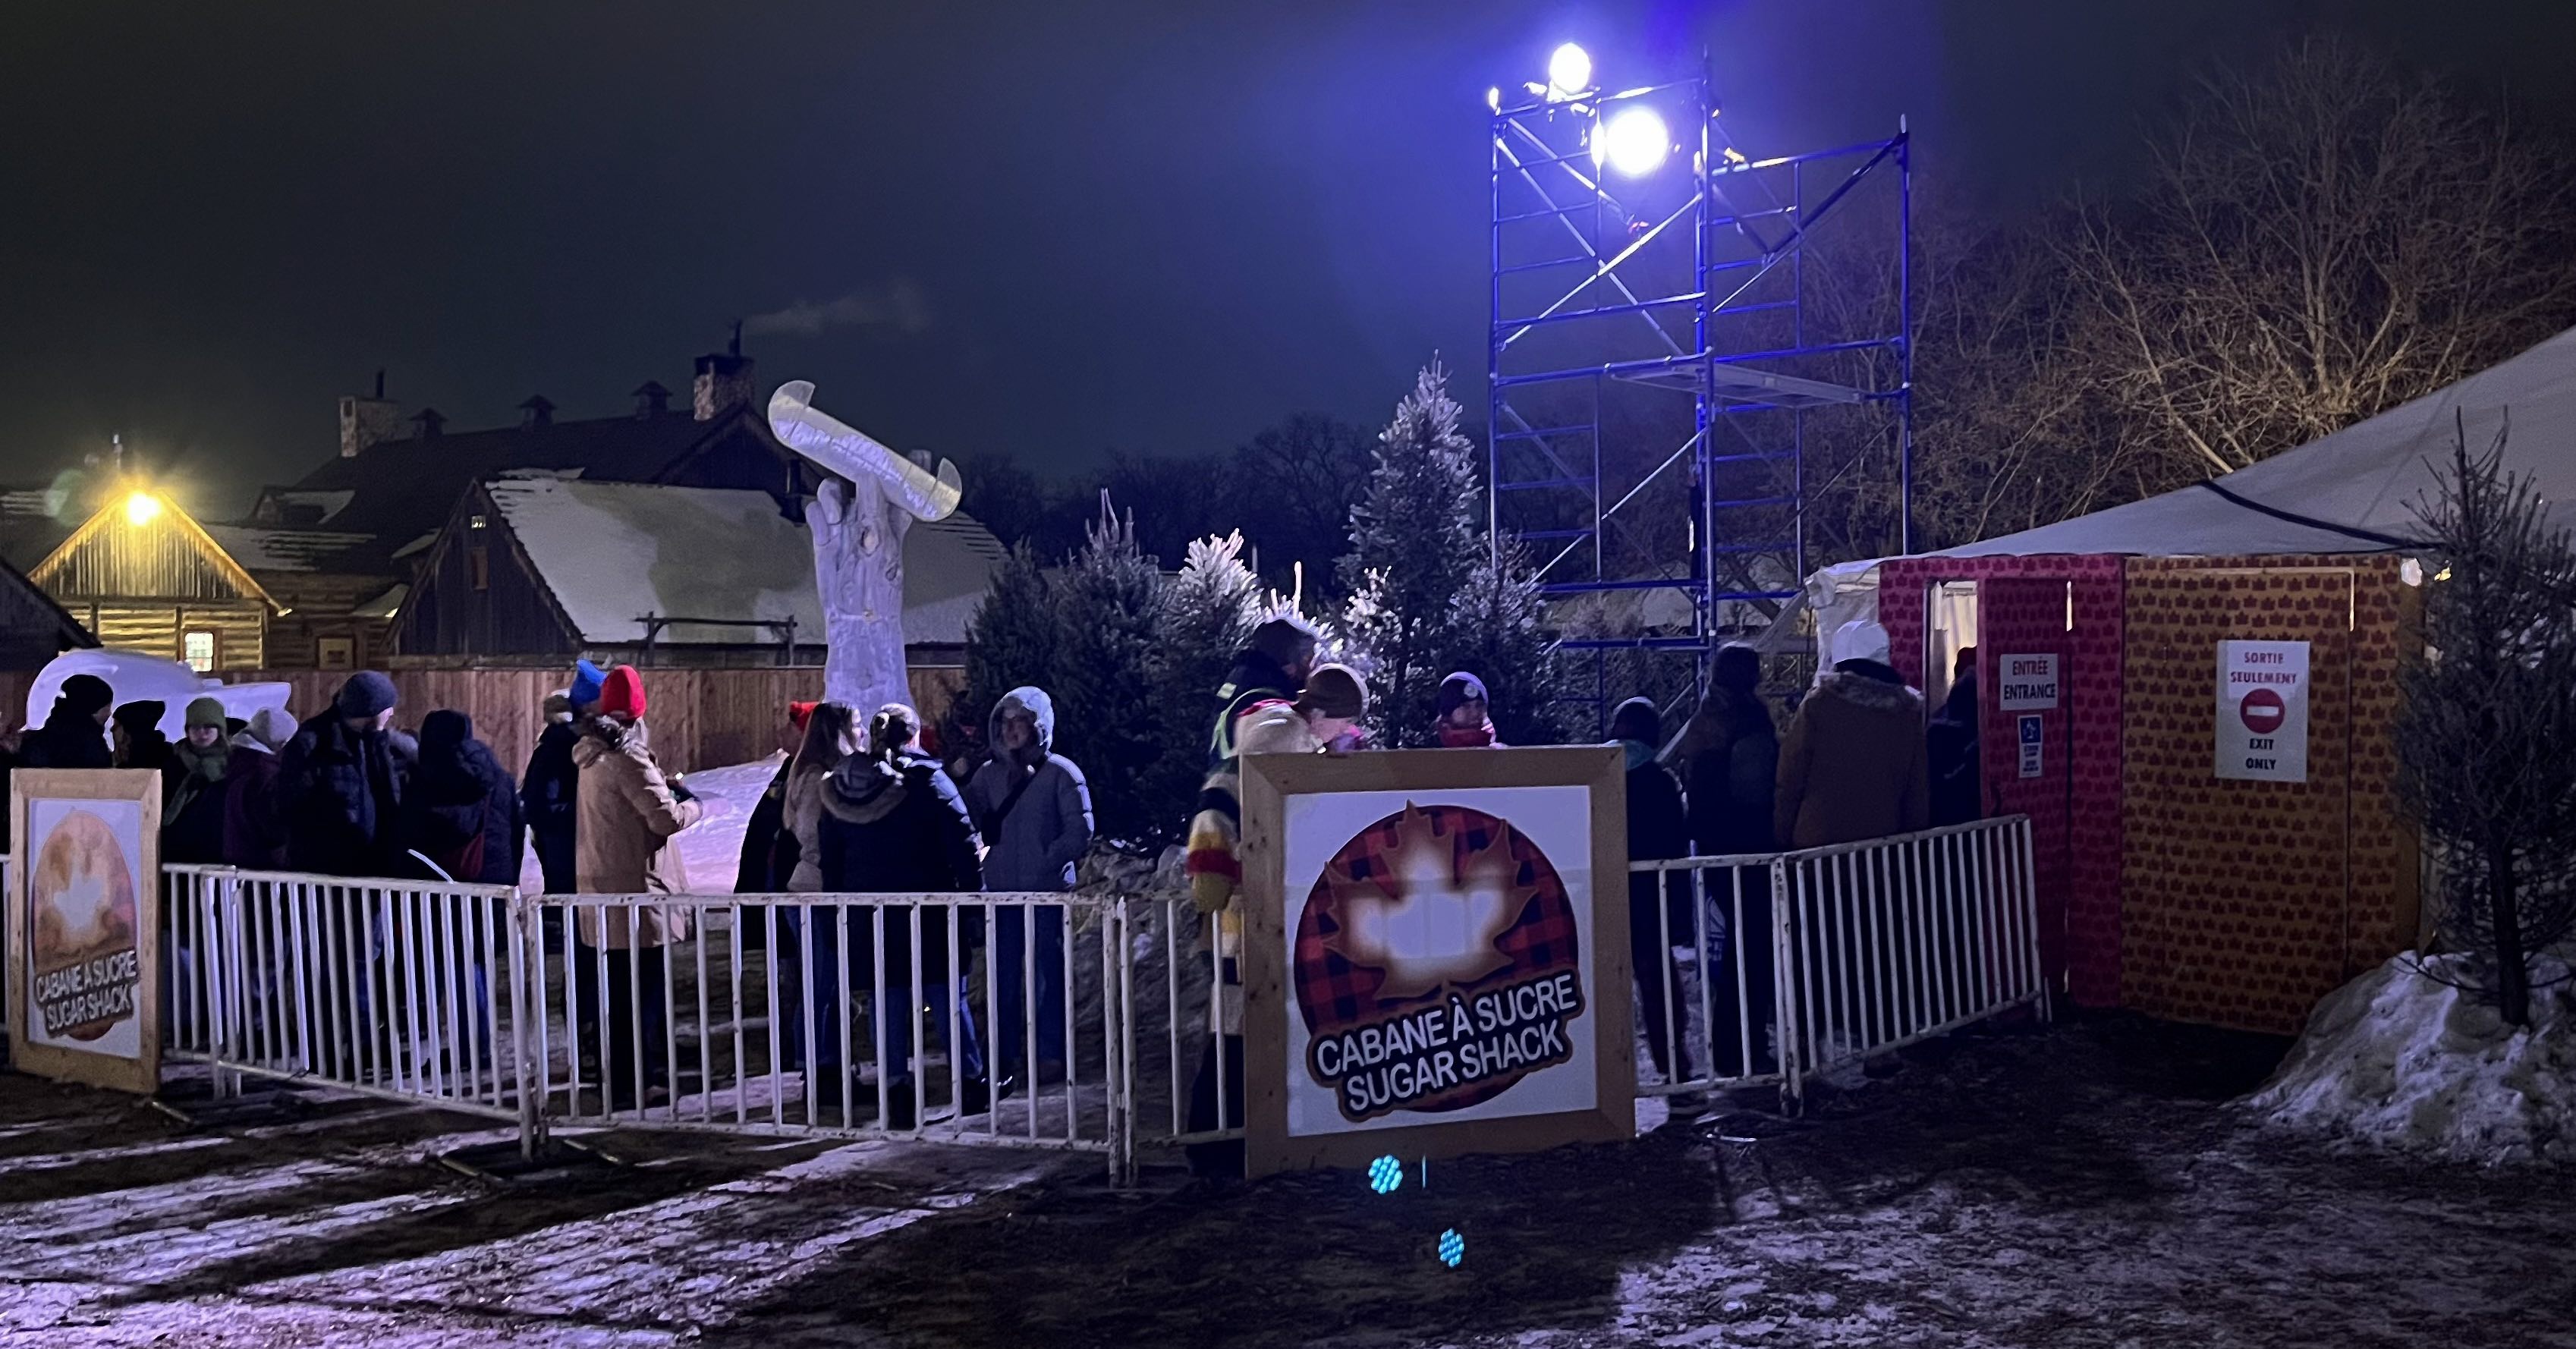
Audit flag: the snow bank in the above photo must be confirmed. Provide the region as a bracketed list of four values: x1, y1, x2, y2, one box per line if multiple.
[2247, 951, 2576, 1166]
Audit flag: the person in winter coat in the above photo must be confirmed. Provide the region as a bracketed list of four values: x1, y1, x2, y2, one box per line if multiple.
[18, 674, 115, 770]
[783, 702, 863, 895]
[734, 700, 818, 895]
[6, 673, 112, 978]
[1678, 643, 1780, 857]
[816, 703, 988, 1129]
[1926, 646, 1982, 827]
[1672, 650, 1782, 1076]
[1204, 614, 1319, 768]
[221, 708, 298, 870]
[113, 700, 171, 772]
[521, 690, 578, 893]
[1612, 697, 1697, 1090]
[571, 665, 701, 1110]
[160, 697, 232, 863]
[1775, 621, 1930, 849]
[280, 672, 418, 877]
[1184, 662, 1367, 1176]
[1433, 671, 1502, 747]
[401, 711, 525, 886]
[964, 687, 1094, 1091]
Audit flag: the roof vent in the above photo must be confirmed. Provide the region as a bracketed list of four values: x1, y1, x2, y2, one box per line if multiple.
[518, 395, 556, 429]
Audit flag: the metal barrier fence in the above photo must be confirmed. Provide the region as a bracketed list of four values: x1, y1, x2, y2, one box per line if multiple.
[1631, 815, 2046, 1108]
[21, 816, 2038, 1175]
[518, 892, 1131, 1179]
[160, 864, 537, 1148]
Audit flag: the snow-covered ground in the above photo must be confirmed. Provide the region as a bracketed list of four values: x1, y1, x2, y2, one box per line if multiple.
[5, 1017, 2572, 1347]
[2247, 951, 2574, 1165]
[515, 756, 783, 895]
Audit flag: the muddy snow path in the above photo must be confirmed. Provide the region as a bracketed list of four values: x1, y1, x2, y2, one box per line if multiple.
[3, 1018, 2571, 1347]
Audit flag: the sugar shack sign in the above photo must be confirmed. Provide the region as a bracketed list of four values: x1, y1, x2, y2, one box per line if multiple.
[2216, 640, 2310, 783]
[8, 769, 162, 1093]
[1236, 747, 1636, 1177]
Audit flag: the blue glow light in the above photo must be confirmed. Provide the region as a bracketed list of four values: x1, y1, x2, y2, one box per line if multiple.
[1368, 1155, 1404, 1194]
[1439, 1228, 1464, 1268]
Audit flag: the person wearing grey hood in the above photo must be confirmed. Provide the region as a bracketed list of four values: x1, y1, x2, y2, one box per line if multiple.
[964, 687, 1093, 1092]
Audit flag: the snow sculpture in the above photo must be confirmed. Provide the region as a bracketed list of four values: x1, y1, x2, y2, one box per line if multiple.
[766, 380, 963, 721]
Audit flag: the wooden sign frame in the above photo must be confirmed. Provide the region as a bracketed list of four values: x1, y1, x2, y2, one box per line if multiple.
[7, 768, 163, 1094]
[1238, 747, 1634, 1178]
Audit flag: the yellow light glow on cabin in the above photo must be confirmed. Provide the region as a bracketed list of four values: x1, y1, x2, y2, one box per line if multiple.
[123, 491, 163, 526]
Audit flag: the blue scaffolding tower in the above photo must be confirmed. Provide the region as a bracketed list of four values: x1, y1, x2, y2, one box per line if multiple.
[1486, 56, 1912, 725]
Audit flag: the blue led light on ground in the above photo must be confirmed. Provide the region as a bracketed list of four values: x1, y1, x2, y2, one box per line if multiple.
[1439, 1228, 1464, 1268]
[1368, 1154, 1404, 1194]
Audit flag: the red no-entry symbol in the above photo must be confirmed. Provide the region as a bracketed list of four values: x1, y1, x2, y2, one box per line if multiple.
[2240, 687, 2286, 734]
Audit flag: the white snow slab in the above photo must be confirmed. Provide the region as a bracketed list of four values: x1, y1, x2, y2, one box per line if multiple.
[487, 477, 1003, 648]
[2247, 951, 2575, 1166]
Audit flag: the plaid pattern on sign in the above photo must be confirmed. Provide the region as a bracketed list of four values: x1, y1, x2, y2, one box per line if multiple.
[1294, 801, 1583, 1113]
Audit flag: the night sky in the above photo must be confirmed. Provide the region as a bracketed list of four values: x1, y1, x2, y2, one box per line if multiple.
[5, 1, 2570, 517]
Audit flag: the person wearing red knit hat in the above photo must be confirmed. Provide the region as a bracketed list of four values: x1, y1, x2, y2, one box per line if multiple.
[569, 665, 702, 1111]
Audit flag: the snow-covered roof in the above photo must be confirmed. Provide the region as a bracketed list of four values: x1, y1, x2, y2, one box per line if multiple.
[486, 477, 1003, 647]
[1935, 325, 2576, 560]
[200, 524, 374, 573]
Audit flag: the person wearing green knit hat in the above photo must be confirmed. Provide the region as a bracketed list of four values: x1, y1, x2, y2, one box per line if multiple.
[162, 696, 234, 863]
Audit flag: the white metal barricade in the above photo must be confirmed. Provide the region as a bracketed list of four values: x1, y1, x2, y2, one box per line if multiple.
[518, 891, 1134, 1181]
[159, 864, 539, 1150]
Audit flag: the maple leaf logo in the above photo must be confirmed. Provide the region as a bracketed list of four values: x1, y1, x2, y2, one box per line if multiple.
[1322, 803, 1535, 1002]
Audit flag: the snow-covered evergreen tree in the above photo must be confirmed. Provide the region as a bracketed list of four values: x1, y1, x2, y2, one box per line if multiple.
[955, 542, 1055, 757]
[1341, 362, 1565, 747]
[1146, 531, 1275, 824]
[1048, 495, 1169, 845]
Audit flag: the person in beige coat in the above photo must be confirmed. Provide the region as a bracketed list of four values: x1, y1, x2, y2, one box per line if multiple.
[571, 665, 703, 1109]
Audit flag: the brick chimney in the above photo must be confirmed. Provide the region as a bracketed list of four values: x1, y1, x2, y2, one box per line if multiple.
[338, 369, 403, 458]
[693, 322, 754, 421]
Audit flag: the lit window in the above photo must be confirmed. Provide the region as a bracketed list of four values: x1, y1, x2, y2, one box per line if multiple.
[317, 637, 354, 671]
[182, 630, 216, 672]
[469, 514, 487, 530]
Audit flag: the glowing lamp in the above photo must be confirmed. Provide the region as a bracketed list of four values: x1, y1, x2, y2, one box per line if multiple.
[1546, 43, 1592, 99]
[123, 491, 162, 526]
[1599, 107, 1671, 177]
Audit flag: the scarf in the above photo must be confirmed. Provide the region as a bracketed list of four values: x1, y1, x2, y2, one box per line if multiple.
[1437, 722, 1497, 748]
[164, 737, 228, 824]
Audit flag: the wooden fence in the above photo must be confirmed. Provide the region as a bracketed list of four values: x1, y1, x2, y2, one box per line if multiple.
[4, 665, 964, 781]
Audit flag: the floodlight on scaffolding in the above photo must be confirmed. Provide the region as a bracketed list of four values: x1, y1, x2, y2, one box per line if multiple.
[1545, 42, 1592, 99]
[1595, 106, 1671, 176]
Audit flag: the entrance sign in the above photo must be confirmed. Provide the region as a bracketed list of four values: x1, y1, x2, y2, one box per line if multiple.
[7, 769, 162, 1093]
[1238, 747, 1634, 1177]
[1997, 653, 2060, 712]
[2216, 640, 2310, 783]
[2017, 715, 2044, 780]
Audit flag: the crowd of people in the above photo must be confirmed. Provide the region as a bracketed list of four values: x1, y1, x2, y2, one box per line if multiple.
[4, 612, 1980, 1142]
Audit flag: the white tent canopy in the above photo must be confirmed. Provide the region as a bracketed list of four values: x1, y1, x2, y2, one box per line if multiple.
[1944, 325, 2576, 559]
[1798, 324, 2576, 646]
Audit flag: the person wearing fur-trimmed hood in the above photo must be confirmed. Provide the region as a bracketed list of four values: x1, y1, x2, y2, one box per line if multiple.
[965, 686, 1093, 1092]
[570, 665, 700, 1112]
[1773, 621, 1930, 849]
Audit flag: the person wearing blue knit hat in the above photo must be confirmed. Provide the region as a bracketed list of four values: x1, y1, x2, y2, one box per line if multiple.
[568, 659, 608, 715]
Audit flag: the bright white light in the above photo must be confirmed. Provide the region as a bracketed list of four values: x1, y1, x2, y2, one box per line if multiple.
[123, 491, 162, 526]
[1602, 107, 1671, 176]
[1546, 43, 1592, 98]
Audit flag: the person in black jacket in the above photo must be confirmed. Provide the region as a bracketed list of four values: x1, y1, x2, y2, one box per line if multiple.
[520, 690, 582, 893]
[112, 700, 172, 772]
[279, 671, 418, 878]
[160, 697, 233, 864]
[1612, 697, 1697, 1091]
[402, 710, 525, 886]
[1926, 646, 1982, 827]
[816, 703, 989, 1129]
[12, 674, 115, 849]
